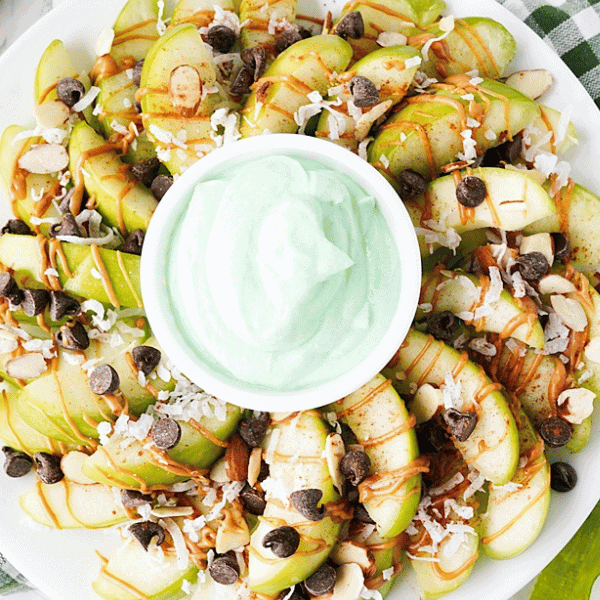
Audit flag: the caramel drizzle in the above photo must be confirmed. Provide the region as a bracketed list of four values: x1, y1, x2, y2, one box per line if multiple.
[48, 238, 74, 278]
[124, 352, 161, 399]
[34, 479, 62, 528]
[90, 244, 121, 308]
[188, 418, 229, 448]
[112, 18, 159, 48]
[361, 413, 417, 449]
[335, 378, 393, 418]
[432, 549, 479, 581]
[97, 552, 150, 600]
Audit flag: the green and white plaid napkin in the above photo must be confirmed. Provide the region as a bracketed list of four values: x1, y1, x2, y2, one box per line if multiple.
[0, 554, 31, 596]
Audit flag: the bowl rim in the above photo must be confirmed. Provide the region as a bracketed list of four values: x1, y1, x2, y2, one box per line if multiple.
[141, 134, 421, 411]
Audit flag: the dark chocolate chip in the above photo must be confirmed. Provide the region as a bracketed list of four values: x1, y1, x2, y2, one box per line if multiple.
[282, 587, 308, 600]
[151, 418, 182, 450]
[120, 489, 152, 508]
[290, 488, 326, 521]
[207, 25, 237, 54]
[56, 77, 86, 108]
[33, 452, 64, 484]
[443, 408, 478, 442]
[50, 213, 84, 238]
[131, 345, 161, 375]
[1, 219, 33, 236]
[240, 46, 267, 80]
[2, 447, 33, 478]
[21, 288, 49, 317]
[425, 310, 457, 343]
[456, 176, 487, 208]
[503, 135, 523, 163]
[150, 174, 173, 201]
[130, 157, 161, 188]
[258, 459, 269, 482]
[275, 28, 302, 54]
[340, 450, 371, 486]
[550, 461, 578, 492]
[415, 415, 453, 454]
[208, 553, 240, 585]
[89, 363, 120, 395]
[132, 59, 144, 87]
[122, 229, 145, 255]
[354, 503, 375, 524]
[240, 484, 267, 515]
[0, 272, 22, 305]
[230, 65, 254, 95]
[128, 521, 166, 551]
[56, 320, 90, 351]
[262, 526, 300, 558]
[349, 75, 379, 108]
[303, 563, 337, 596]
[299, 26, 312, 39]
[335, 11, 364, 39]
[49, 290, 81, 321]
[397, 169, 427, 201]
[339, 422, 358, 448]
[516, 252, 549, 282]
[238, 412, 270, 447]
[551, 232, 570, 260]
[539, 417, 572, 448]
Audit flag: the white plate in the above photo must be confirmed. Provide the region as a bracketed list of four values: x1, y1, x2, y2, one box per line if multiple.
[0, 1, 599, 600]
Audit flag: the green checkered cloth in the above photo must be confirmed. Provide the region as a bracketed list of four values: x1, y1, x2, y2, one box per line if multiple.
[0, 554, 31, 595]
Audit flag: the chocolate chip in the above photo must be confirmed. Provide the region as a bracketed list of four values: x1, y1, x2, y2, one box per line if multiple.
[240, 46, 267, 80]
[443, 408, 478, 442]
[340, 450, 371, 486]
[354, 503, 375, 524]
[415, 415, 453, 454]
[282, 588, 308, 600]
[456, 176, 487, 208]
[120, 489, 152, 508]
[339, 422, 358, 448]
[262, 526, 300, 557]
[303, 563, 337, 596]
[238, 412, 270, 447]
[335, 11, 364, 39]
[131, 345, 161, 375]
[130, 157, 160, 188]
[21, 288, 49, 317]
[58, 188, 79, 214]
[128, 521, 166, 551]
[150, 174, 173, 200]
[299, 27, 312, 39]
[207, 25, 237, 53]
[516, 252, 549, 282]
[397, 169, 427, 200]
[49, 290, 80, 321]
[551, 232, 570, 260]
[349, 76, 379, 108]
[258, 459, 269, 482]
[426, 310, 457, 343]
[122, 229, 144, 255]
[2, 447, 33, 478]
[89, 364, 120, 395]
[132, 59, 144, 87]
[56, 77, 86, 108]
[230, 65, 254, 95]
[1, 219, 33, 236]
[290, 488, 326, 521]
[151, 418, 182, 450]
[550, 461, 577, 492]
[56, 320, 90, 351]
[240, 484, 267, 515]
[50, 213, 84, 238]
[33, 452, 64, 484]
[0, 272, 22, 305]
[539, 417, 572, 448]
[208, 553, 240, 585]
[275, 28, 302, 53]
[503, 135, 523, 163]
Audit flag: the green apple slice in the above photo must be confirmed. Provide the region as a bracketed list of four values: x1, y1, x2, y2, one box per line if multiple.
[239, 0, 296, 54]
[418, 270, 544, 348]
[20, 479, 127, 529]
[109, 0, 160, 65]
[247, 411, 342, 595]
[172, 0, 236, 28]
[93, 538, 198, 600]
[383, 329, 519, 485]
[522, 104, 578, 158]
[327, 374, 422, 538]
[359, 526, 405, 597]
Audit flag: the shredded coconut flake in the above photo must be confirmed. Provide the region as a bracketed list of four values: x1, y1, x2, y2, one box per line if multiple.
[72, 86, 100, 113]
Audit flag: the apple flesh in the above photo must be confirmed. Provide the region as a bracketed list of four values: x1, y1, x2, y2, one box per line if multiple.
[109, 0, 160, 65]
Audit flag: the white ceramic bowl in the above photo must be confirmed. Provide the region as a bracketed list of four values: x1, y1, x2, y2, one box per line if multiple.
[142, 134, 420, 411]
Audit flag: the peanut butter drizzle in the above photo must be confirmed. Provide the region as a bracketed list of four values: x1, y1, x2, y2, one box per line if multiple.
[432, 549, 479, 580]
[361, 413, 417, 449]
[172, 10, 214, 28]
[341, 0, 417, 24]
[253, 74, 315, 97]
[48, 238, 74, 278]
[35, 479, 62, 528]
[538, 107, 557, 154]
[124, 353, 160, 399]
[451, 20, 497, 78]
[112, 18, 159, 47]
[324, 498, 355, 523]
[90, 243, 121, 308]
[1, 389, 36, 453]
[35, 234, 59, 289]
[335, 378, 393, 419]
[146, 443, 209, 480]
[97, 552, 150, 600]
[188, 418, 229, 447]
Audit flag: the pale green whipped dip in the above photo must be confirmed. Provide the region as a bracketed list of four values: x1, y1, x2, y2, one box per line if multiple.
[169, 154, 401, 392]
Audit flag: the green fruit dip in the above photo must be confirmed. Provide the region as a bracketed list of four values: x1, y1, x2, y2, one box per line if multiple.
[167, 154, 401, 391]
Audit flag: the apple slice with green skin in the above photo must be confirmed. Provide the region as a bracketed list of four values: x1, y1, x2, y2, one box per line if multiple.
[414, 17, 516, 80]
[239, 35, 353, 137]
[93, 538, 198, 600]
[82, 404, 243, 489]
[172, 0, 236, 28]
[20, 479, 127, 529]
[141, 23, 220, 175]
[239, 0, 296, 55]
[480, 401, 550, 559]
[327, 374, 422, 538]
[247, 411, 342, 595]
[109, 0, 159, 65]
[418, 270, 545, 348]
[359, 527, 404, 597]
[368, 78, 540, 184]
[383, 329, 519, 485]
[68, 121, 158, 234]
[522, 104, 578, 158]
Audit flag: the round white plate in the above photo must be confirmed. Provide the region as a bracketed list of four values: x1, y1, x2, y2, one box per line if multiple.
[0, 1, 599, 600]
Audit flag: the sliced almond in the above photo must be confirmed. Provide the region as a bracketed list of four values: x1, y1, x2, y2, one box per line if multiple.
[210, 456, 230, 483]
[538, 274, 576, 295]
[557, 387, 595, 424]
[225, 434, 250, 482]
[326, 432, 346, 494]
[354, 100, 392, 142]
[60, 451, 97, 485]
[5, 352, 47, 380]
[215, 512, 250, 554]
[411, 383, 443, 424]
[505, 69, 554, 100]
[519, 233, 554, 267]
[584, 336, 600, 364]
[95, 27, 115, 57]
[169, 65, 202, 117]
[150, 506, 195, 518]
[247, 447, 263, 487]
[330, 540, 376, 577]
[377, 31, 407, 47]
[329, 563, 365, 600]
[18, 144, 69, 174]
[551, 295, 587, 332]
[35, 100, 70, 130]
